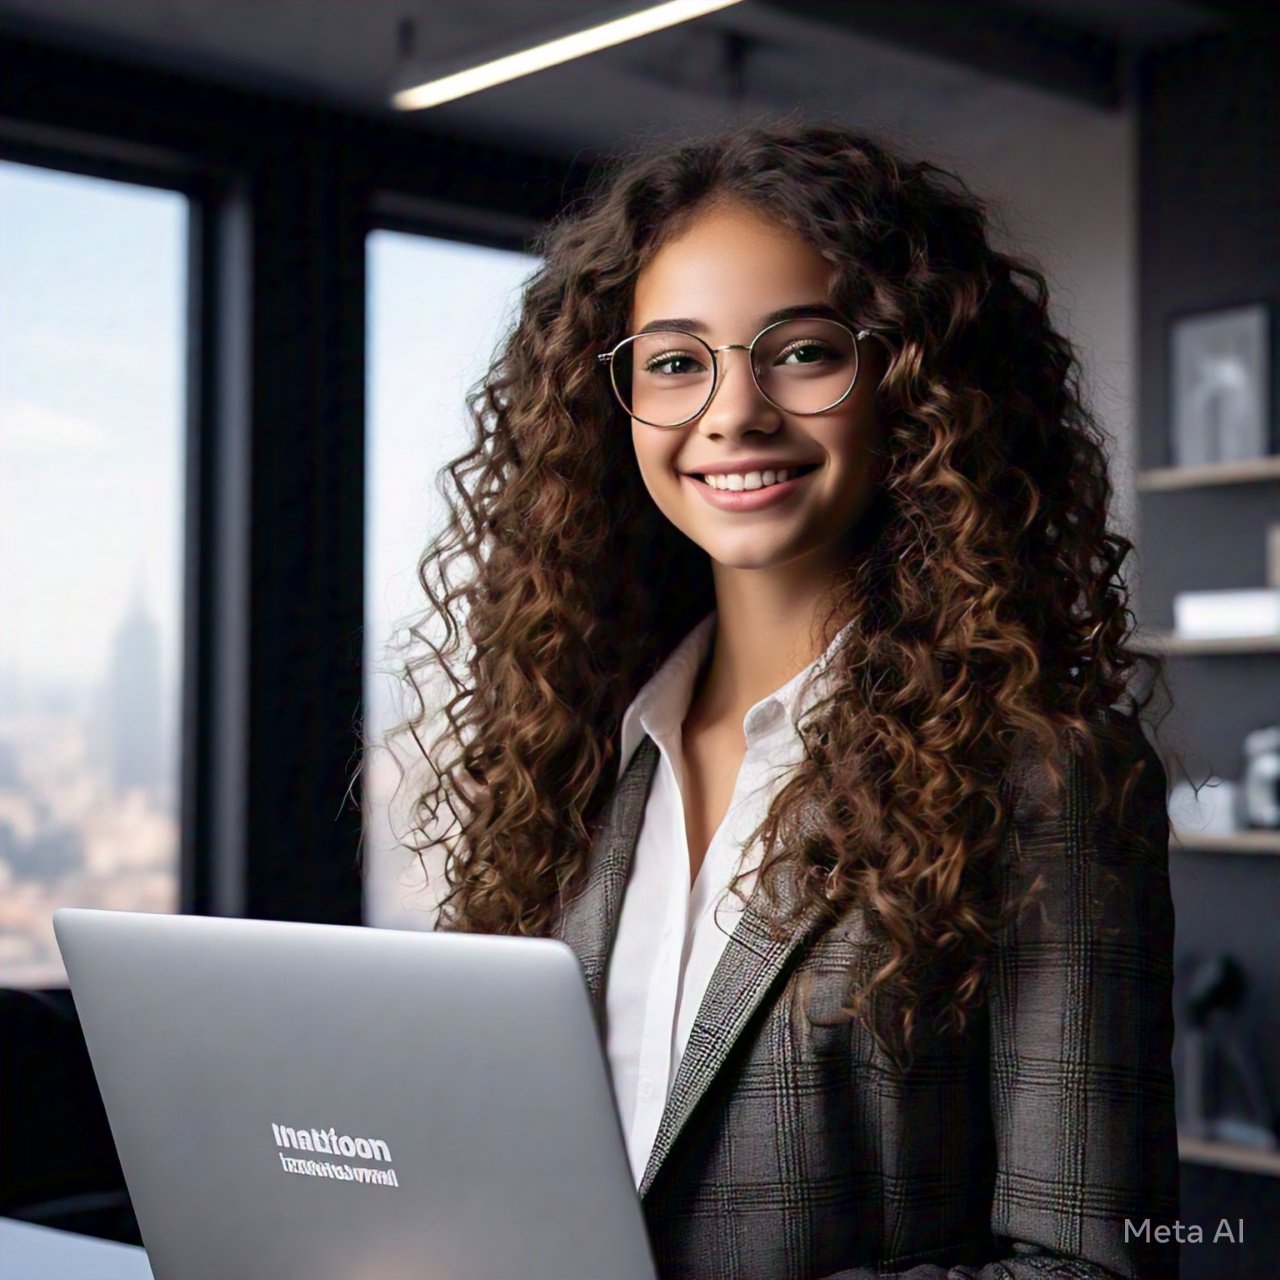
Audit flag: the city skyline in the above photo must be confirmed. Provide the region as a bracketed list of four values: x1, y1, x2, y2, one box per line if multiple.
[0, 158, 185, 986]
[0, 594, 178, 985]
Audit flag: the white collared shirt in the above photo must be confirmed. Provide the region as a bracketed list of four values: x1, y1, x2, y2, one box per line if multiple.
[605, 610, 849, 1188]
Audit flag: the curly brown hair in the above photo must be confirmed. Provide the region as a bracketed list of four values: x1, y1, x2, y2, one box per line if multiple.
[388, 121, 1177, 1068]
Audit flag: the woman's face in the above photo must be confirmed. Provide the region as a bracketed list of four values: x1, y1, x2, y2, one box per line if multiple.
[627, 199, 887, 580]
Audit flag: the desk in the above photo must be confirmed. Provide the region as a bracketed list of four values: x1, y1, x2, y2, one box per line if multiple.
[0, 1217, 153, 1279]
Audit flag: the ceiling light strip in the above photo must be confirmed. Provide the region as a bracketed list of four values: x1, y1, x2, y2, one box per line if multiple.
[393, 0, 744, 110]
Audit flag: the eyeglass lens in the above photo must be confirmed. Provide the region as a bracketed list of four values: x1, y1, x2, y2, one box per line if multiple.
[611, 318, 859, 427]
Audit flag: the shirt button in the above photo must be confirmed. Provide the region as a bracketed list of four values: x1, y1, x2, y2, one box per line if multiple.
[662, 923, 673, 938]
[639, 1078, 656, 1100]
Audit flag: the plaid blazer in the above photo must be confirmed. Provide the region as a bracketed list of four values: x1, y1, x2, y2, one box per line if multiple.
[551, 713, 1179, 1279]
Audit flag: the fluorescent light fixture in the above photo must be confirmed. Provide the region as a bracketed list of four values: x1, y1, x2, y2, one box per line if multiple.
[392, 0, 745, 111]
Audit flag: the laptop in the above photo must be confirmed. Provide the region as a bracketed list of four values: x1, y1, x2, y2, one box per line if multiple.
[53, 908, 660, 1280]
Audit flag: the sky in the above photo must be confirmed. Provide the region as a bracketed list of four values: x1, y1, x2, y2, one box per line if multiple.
[364, 230, 537, 737]
[0, 160, 185, 706]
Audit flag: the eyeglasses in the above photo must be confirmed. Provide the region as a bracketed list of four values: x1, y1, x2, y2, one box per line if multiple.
[596, 316, 872, 428]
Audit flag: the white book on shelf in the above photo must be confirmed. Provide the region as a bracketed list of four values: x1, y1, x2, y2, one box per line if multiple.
[1172, 587, 1280, 638]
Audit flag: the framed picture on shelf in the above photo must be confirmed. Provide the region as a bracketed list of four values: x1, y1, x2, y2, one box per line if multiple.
[1170, 301, 1273, 467]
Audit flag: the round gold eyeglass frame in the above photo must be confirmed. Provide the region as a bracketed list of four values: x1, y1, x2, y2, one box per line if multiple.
[596, 317, 874, 429]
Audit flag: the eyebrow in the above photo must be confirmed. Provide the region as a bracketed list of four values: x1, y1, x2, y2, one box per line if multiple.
[634, 302, 845, 336]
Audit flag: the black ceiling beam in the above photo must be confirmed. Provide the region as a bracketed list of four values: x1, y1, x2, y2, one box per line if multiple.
[756, 0, 1124, 109]
[0, 26, 597, 232]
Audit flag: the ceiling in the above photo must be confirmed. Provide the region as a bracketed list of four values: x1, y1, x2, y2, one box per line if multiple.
[0, 0, 1243, 161]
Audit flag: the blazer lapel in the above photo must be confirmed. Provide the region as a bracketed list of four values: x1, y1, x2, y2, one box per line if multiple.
[552, 730, 834, 1203]
[552, 734, 661, 1026]
[636, 861, 831, 1199]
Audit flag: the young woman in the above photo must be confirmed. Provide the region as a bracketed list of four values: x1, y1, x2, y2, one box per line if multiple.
[395, 123, 1180, 1279]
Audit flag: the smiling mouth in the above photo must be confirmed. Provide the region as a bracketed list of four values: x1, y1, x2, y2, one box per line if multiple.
[694, 464, 820, 492]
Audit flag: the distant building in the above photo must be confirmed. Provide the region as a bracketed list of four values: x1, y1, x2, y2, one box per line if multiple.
[106, 594, 164, 795]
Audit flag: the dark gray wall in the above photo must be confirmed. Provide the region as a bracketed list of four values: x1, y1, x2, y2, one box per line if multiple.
[1137, 25, 1280, 1274]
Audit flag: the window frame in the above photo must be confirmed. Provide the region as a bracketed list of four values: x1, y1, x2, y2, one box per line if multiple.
[0, 27, 590, 959]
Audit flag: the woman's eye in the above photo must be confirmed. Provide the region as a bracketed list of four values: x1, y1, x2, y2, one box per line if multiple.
[776, 341, 835, 365]
[644, 351, 705, 376]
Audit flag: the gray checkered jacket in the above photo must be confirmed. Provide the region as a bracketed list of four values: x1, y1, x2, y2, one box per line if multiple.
[552, 714, 1179, 1279]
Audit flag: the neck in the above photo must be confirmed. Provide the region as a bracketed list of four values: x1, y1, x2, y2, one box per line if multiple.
[690, 565, 838, 728]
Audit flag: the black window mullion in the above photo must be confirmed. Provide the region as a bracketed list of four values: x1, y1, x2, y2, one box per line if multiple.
[235, 129, 368, 924]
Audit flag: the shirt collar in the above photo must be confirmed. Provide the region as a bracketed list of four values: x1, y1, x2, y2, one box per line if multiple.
[618, 612, 715, 781]
[616, 610, 854, 782]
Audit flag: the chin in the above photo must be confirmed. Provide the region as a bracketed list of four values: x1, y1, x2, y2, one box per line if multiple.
[701, 543, 806, 571]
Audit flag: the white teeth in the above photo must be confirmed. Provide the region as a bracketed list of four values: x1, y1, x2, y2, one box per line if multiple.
[703, 467, 801, 491]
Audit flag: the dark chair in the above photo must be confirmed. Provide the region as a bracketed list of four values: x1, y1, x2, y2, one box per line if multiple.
[0, 987, 141, 1245]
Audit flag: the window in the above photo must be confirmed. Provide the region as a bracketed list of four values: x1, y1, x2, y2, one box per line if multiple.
[0, 160, 188, 984]
[363, 230, 537, 930]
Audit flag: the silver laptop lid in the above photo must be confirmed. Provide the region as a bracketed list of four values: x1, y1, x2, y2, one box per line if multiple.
[54, 908, 658, 1280]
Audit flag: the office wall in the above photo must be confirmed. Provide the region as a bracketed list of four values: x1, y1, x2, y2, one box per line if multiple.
[897, 102, 1139, 564]
[951, 109, 1138, 535]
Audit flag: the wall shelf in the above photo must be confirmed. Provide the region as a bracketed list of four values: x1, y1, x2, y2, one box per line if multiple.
[1134, 629, 1280, 655]
[1171, 828, 1280, 855]
[1178, 1134, 1280, 1177]
[1137, 456, 1280, 491]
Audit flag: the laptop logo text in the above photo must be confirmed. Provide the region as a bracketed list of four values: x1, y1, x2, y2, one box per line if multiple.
[272, 1123, 399, 1188]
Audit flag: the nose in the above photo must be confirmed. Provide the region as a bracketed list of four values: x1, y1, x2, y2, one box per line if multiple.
[693, 345, 782, 438]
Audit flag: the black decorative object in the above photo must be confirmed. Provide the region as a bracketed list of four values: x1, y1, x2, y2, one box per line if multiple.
[1178, 953, 1277, 1150]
